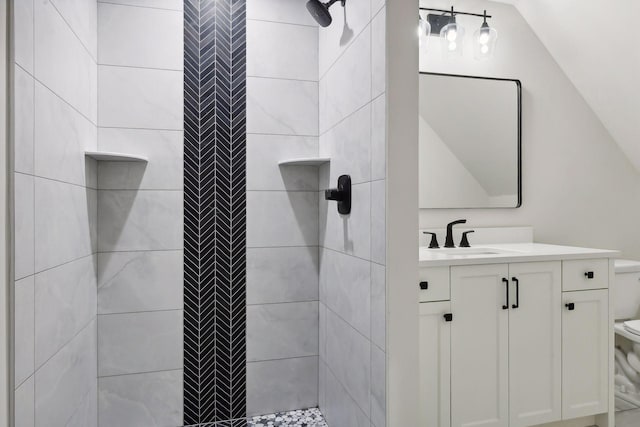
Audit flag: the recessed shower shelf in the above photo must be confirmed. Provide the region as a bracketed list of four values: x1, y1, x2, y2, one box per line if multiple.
[85, 151, 148, 162]
[278, 157, 330, 166]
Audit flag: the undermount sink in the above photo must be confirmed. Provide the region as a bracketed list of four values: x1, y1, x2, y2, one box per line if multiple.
[427, 247, 519, 257]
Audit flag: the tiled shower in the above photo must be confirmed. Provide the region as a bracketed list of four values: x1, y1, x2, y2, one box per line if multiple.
[11, 0, 387, 425]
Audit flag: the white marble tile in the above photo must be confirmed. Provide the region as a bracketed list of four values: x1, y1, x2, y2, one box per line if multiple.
[97, 0, 183, 10]
[370, 180, 385, 265]
[319, 103, 371, 186]
[15, 276, 35, 387]
[98, 3, 182, 70]
[98, 128, 183, 190]
[35, 0, 97, 123]
[34, 82, 98, 187]
[318, 360, 326, 412]
[14, 173, 34, 280]
[14, 0, 34, 73]
[247, 134, 318, 191]
[246, 191, 318, 247]
[318, 0, 371, 77]
[98, 370, 183, 427]
[247, 77, 318, 136]
[320, 26, 372, 133]
[370, 263, 385, 351]
[98, 65, 183, 130]
[34, 178, 96, 272]
[34, 255, 97, 368]
[14, 65, 34, 174]
[66, 379, 97, 427]
[98, 310, 183, 376]
[319, 249, 370, 339]
[370, 345, 386, 427]
[371, 94, 386, 181]
[98, 250, 183, 314]
[247, 357, 318, 416]
[247, 20, 318, 81]
[247, 302, 319, 362]
[371, 7, 386, 98]
[323, 364, 370, 427]
[325, 309, 371, 418]
[247, 247, 318, 305]
[97, 190, 183, 252]
[247, 0, 317, 26]
[319, 182, 371, 260]
[51, 0, 98, 59]
[15, 375, 34, 427]
[319, 302, 327, 362]
[371, 0, 385, 16]
[35, 321, 97, 427]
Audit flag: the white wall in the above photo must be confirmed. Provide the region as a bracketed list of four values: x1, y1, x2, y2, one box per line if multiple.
[419, 0, 640, 260]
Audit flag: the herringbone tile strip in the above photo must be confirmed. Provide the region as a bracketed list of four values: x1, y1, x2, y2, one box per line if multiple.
[184, 0, 247, 424]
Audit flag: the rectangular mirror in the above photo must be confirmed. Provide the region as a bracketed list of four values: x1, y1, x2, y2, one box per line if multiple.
[419, 72, 521, 208]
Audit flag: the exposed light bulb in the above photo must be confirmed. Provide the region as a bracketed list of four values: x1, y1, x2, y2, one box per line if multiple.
[480, 44, 489, 54]
[446, 28, 458, 42]
[478, 31, 490, 45]
[448, 41, 457, 51]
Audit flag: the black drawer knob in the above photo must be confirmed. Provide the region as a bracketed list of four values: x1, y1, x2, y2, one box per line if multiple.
[419, 281, 429, 290]
[584, 271, 594, 279]
[443, 313, 453, 322]
[565, 303, 575, 311]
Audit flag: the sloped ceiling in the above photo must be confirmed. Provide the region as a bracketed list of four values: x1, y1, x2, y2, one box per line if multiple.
[496, 0, 640, 171]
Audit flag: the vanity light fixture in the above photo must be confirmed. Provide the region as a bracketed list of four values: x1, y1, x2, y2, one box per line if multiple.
[420, 6, 496, 59]
[473, 10, 498, 59]
[418, 12, 431, 51]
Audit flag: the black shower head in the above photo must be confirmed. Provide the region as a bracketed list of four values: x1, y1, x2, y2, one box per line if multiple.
[306, 0, 346, 28]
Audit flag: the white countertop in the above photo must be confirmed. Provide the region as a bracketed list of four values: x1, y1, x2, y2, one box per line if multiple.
[419, 243, 619, 267]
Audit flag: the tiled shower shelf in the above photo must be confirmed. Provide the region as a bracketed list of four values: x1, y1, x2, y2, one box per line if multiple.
[85, 151, 148, 162]
[278, 157, 330, 166]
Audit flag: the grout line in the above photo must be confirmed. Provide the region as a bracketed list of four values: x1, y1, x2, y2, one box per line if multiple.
[98, 125, 184, 132]
[33, 253, 95, 277]
[98, 308, 183, 316]
[323, 357, 372, 423]
[49, 0, 98, 63]
[33, 74, 98, 127]
[247, 75, 318, 84]
[21, 171, 98, 191]
[97, 1, 183, 13]
[97, 248, 183, 254]
[246, 355, 319, 365]
[246, 300, 318, 307]
[98, 62, 184, 73]
[246, 17, 318, 29]
[97, 367, 183, 380]
[247, 132, 318, 138]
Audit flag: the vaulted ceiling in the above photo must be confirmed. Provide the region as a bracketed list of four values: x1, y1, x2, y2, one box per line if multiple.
[496, 0, 640, 171]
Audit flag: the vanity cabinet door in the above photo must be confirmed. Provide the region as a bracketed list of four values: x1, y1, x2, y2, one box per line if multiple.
[562, 289, 609, 419]
[508, 262, 562, 427]
[451, 264, 509, 427]
[419, 301, 451, 427]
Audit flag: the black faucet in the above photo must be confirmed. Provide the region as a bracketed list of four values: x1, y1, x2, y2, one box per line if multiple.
[444, 219, 467, 248]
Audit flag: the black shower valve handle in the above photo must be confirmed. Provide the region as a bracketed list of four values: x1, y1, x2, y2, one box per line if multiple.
[325, 175, 352, 215]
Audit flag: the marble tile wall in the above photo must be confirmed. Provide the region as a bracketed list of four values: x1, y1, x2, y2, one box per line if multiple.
[13, 0, 99, 425]
[318, 2, 387, 427]
[96, 1, 184, 426]
[245, 0, 320, 417]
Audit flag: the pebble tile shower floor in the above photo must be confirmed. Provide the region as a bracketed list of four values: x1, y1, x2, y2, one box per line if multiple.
[247, 408, 328, 427]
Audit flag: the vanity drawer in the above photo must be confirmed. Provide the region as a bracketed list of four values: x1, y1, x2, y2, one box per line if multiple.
[562, 259, 609, 291]
[419, 266, 450, 302]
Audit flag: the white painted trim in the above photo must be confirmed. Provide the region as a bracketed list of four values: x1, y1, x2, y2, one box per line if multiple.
[386, 0, 420, 425]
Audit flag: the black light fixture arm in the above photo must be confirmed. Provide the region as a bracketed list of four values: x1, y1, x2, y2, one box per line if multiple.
[419, 7, 492, 20]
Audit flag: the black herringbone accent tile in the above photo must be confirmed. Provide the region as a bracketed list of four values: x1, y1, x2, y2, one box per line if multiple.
[184, 0, 246, 424]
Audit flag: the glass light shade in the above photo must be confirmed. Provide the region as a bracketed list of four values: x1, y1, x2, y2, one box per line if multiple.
[418, 15, 431, 51]
[473, 23, 498, 59]
[440, 22, 465, 57]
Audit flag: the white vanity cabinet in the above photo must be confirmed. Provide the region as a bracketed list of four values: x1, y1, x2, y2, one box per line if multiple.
[419, 253, 613, 427]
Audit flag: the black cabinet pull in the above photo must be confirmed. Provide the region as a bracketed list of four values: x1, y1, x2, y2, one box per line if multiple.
[584, 271, 594, 279]
[443, 313, 453, 322]
[419, 281, 429, 290]
[565, 303, 575, 311]
[502, 278, 509, 310]
[511, 277, 520, 309]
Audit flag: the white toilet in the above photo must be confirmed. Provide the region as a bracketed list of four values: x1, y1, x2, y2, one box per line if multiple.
[616, 259, 640, 327]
